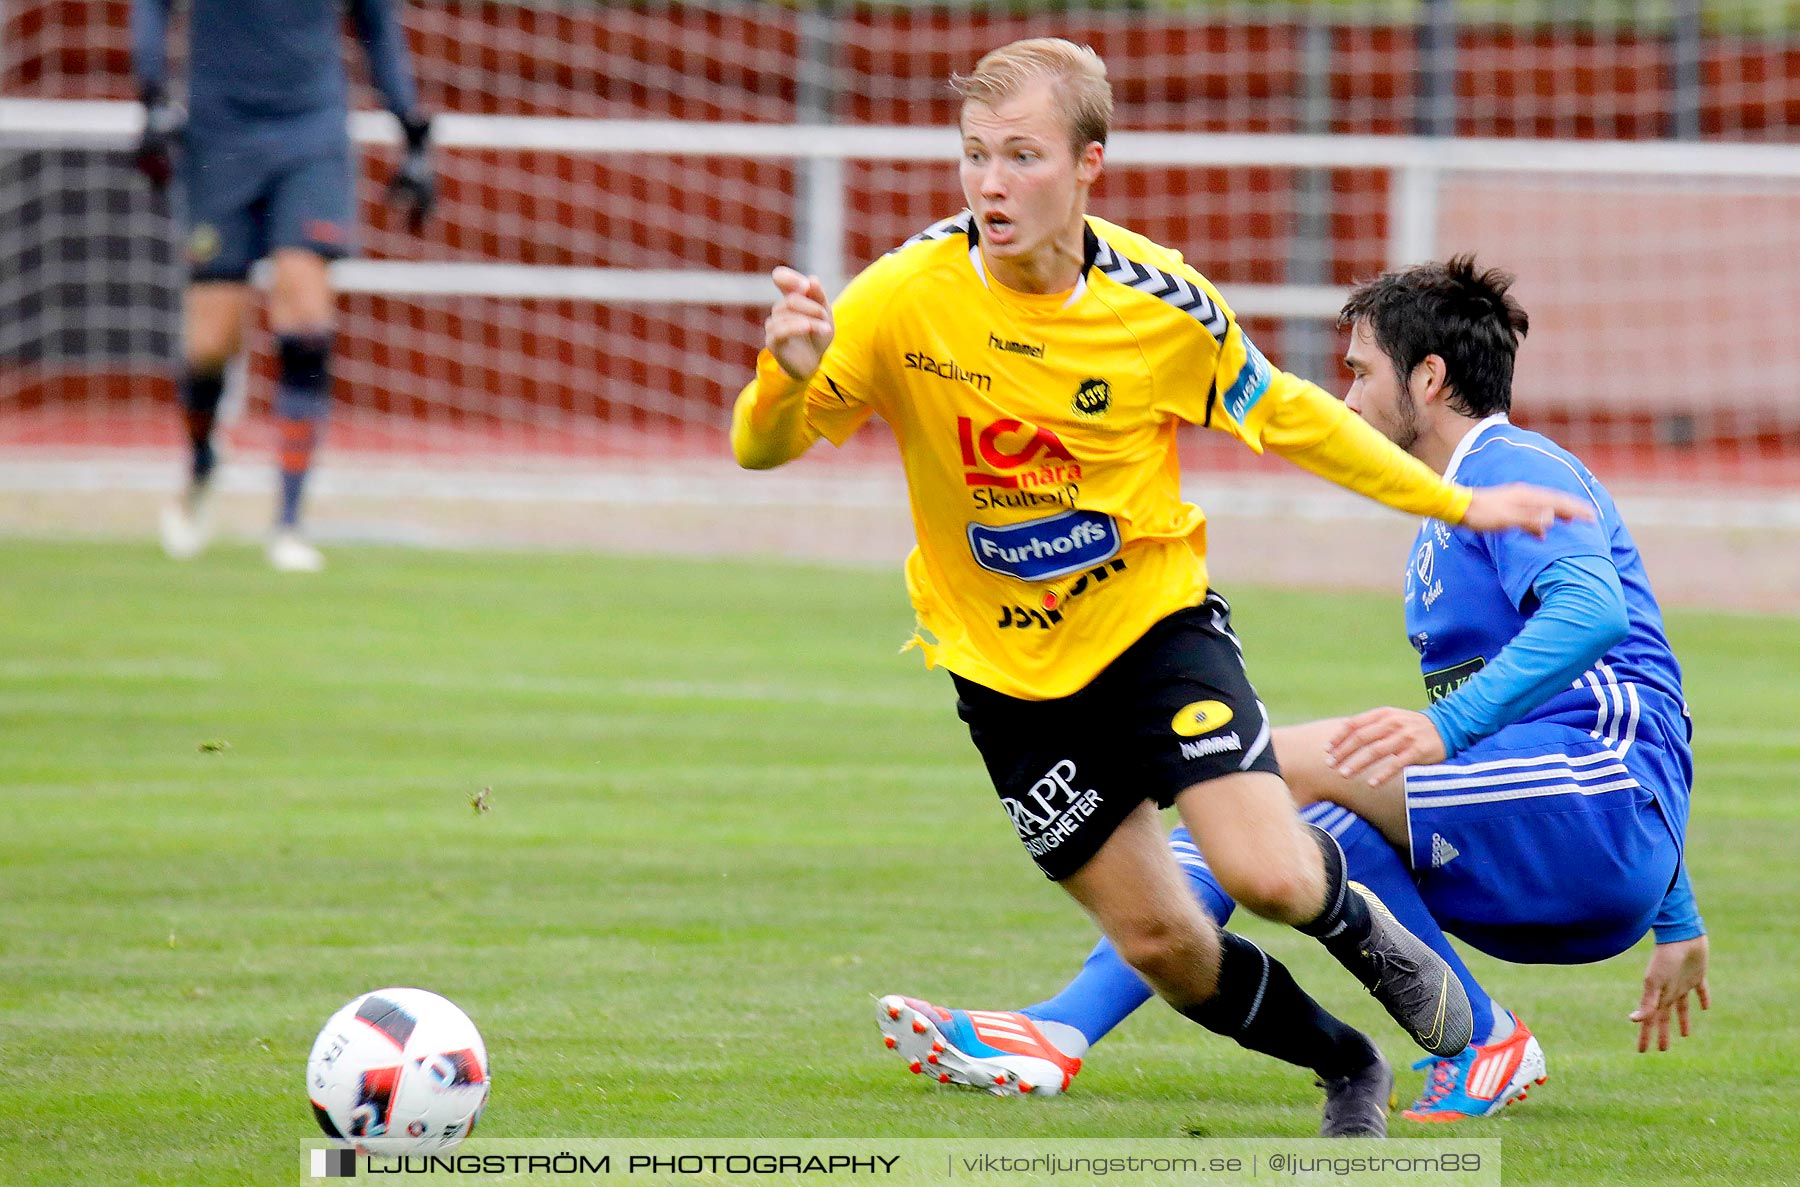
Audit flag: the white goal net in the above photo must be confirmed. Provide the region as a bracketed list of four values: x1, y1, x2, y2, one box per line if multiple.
[5, 1, 1800, 495]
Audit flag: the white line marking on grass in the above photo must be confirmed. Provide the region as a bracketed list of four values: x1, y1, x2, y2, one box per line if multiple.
[0, 658, 223, 681]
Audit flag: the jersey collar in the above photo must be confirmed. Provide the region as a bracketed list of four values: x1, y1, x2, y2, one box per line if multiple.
[965, 221, 1101, 310]
[1443, 413, 1510, 483]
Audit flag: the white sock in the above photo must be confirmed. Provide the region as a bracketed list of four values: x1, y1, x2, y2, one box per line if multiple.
[1482, 1009, 1517, 1046]
[1031, 1019, 1090, 1059]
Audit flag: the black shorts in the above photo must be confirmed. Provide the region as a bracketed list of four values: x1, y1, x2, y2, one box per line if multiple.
[953, 592, 1282, 880]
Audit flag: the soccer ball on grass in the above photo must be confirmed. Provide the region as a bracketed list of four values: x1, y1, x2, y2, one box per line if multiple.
[306, 987, 490, 1155]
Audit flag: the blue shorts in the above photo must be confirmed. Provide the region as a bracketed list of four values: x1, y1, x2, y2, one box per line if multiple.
[181, 127, 356, 282]
[1402, 713, 1688, 965]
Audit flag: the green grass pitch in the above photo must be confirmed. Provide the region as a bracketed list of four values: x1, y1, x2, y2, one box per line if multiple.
[2, 538, 1796, 1185]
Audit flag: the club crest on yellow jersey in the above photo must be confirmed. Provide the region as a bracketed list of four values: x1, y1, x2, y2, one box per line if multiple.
[1072, 377, 1112, 418]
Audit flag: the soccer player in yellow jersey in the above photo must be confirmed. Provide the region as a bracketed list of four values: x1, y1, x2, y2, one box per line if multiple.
[732, 38, 1591, 1137]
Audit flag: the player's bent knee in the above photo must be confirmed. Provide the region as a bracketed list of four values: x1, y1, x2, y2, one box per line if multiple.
[1213, 863, 1317, 923]
[1109, 915, 1217, 992]
[1101, 900, 1231, 987]
[1197, 820, 1320, 919]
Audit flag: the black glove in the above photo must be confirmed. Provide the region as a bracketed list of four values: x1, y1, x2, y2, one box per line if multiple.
[135, 85, 184, 191]
[386, 112, 435, 234]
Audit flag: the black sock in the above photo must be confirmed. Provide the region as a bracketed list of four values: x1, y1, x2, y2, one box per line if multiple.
[274, 333, 334, 528]
[1293, 822, 1373, 951]
[182, 369, 226, 484]
[1181, 930, 1378, 1080]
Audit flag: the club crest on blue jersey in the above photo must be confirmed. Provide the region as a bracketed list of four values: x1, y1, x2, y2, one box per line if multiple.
[187, 223, 222, 265]
[1409, 526, 1447, 610]
[968, 510, 1121, 582]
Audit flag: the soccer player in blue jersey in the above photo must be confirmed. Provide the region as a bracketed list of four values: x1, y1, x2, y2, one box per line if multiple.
[878, 256, 1709, 1122]
[132, 0, 434, 571]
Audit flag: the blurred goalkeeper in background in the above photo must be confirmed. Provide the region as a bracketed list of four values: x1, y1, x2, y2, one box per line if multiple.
[131, 0, 434, 572]
[734, 37, 1594, 1137]
[869, 258, 1709, 1125]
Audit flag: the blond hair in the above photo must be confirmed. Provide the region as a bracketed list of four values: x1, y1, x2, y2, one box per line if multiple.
[950, 38, 1112, 153]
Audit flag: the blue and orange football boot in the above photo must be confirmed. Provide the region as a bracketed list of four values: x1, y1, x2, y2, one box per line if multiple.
[1403, 1012, 1547, 1123]
[876, 995, 1081, 1097]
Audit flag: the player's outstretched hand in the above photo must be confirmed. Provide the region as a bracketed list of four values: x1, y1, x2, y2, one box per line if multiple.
[1632, 935, 1710, 1053]
[765, 266, 833, 382]
[1325, 707, 1447, 788]
[1461, 483, 1596, 538]
[385, 112, 436, 234]
[134, 92, 184, 191]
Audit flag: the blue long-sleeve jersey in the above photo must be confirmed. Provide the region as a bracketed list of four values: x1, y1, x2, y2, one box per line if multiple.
[1405, 414, 1702, 941]
[132, 0, 419, 135]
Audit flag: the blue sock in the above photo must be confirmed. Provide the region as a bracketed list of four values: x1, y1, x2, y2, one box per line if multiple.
[1021, 826, 1233, 1048]
[1309, 803, 1499, 1046]
[273, 332, 333, 529]
[1018, 811, 1502, 1053]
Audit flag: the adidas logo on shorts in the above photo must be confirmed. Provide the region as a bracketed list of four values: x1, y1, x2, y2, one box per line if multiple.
[1431, 833, 1461, 868]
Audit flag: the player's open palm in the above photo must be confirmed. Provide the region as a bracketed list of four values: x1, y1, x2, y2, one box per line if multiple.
[765, 267, 834, 382]
[1326, 706, 1446, 787]
[1633, 935, 1710, 1052]
[1462, 483, 1596, 538]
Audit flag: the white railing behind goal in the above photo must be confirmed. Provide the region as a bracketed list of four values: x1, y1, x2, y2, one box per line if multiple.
[6, 95, 1800, 490]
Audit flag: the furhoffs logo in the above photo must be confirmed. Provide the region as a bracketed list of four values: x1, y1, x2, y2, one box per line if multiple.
[967, 510, 1121, 582]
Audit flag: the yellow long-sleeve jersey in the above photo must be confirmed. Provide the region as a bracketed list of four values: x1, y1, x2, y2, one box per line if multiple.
[733, 213, 1472, 699]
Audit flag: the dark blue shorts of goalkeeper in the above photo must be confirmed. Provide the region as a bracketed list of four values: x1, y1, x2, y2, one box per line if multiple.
[179, 112, 356, 283]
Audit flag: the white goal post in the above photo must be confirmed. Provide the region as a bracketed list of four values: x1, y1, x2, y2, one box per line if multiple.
[5, 95, 1800, 485]
[9, 95, 1800, 317]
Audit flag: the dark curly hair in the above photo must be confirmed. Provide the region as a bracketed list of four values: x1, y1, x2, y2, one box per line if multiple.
[1337, 255, 1530, 418]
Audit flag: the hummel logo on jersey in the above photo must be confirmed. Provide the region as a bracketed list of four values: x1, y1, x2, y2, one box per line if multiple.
[1091, 240, 1228, 341]
[1179, 732, 1242, 761]
[987, 332, 1045, 358]
[1431, 833, 1461, 868]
